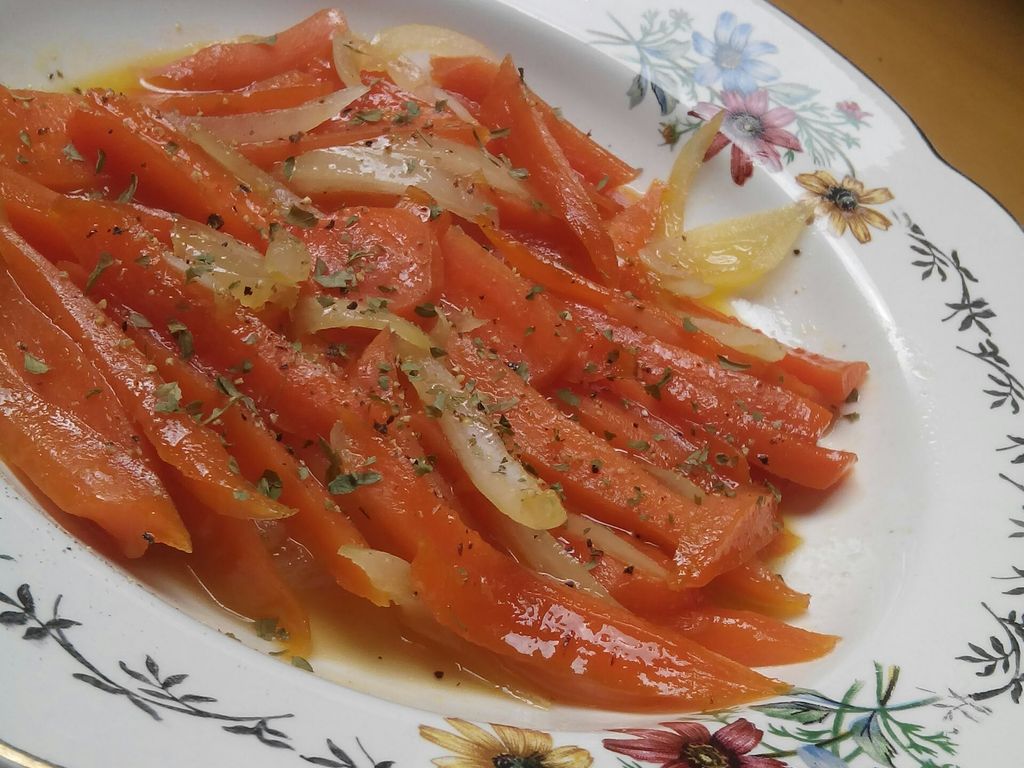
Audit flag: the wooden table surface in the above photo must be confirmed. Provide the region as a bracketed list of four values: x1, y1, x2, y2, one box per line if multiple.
[772, 0, 1024, 224]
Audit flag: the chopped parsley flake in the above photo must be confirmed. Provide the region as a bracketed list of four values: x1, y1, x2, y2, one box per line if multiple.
[154, 381, 183, 413]
[23, 353, 48, 375]
[256, 470, 283, 500]
[328, 470, 383, 495]
[84, 252, 114, 294]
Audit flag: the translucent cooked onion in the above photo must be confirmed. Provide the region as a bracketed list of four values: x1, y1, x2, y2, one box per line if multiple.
[181, 123, 308, 214]
[372, 24, 496, 64]
[640, 201, 814, 293]
[333, 25, 495, 94]
[400, 351, 567, 531]
[337, 546, 416, 606]
[689, 317, 786, 362]
[562, 513, 670, 580]
[331, 34, 375, 87]
[264, 228, 312, 286]
[643, 467, 706, 508]
[288, 140, 496, 224]
[657, 112, 724, 239]
[292, 295, 432, 350]
[426, 86, 480, 125]
[169, 219, 310, 309]
[488, 513, 611, 599]
[430, 305, 486, 347]
[189, 86, 368, 145]
[398, 136, 529, 199]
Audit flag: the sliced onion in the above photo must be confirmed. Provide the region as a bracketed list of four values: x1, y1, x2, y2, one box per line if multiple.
[643, 467, 706, 508]
[292, 295, 432, 350]
[488, 513, 611, 599]
[398, 135, 529, 199]
[189, 86, 368, 145]
[563, 513, 670, 580]
[372, 24, 496, 64]
[657, 111, 724, 239]
[265, 228, 312, 285]
[337, 546, 416, 606]
[181, 123, 309, 214]
[399, 351, 567, 530]
[689, 317, 786, 363]
[332, 33, 376, 87]
[170, 219, 309, 309]
[640, 201, 813, 293]
[333, 24, 494, 95]
[374, 25, 494, 93]
[431, 305, 486, 347]
[288, 140, 495, 224]
[426, 86, 480, 126]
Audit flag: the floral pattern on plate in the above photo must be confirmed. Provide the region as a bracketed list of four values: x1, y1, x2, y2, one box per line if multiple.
[1, 3, 1022, 767]
[590, 9, 871, 178]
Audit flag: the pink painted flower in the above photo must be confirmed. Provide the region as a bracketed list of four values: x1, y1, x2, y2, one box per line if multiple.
[835, 100, 872, 125]
[690, 91, 802, 185]
[603, 718, 787, 768]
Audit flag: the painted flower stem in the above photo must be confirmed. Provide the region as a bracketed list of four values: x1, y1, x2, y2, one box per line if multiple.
[755, 729, 853, 758]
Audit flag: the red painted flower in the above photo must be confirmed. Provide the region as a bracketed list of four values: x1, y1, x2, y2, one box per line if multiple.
[603, 718, 787, 768]
[690, 90, 802, 185]
[835, 100, 871, 125]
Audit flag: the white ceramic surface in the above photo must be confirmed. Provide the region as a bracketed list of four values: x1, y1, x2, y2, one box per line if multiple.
[0, 1, 1021, 766]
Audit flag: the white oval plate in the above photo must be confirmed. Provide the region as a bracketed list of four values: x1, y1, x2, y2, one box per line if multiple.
[0, 1, 1020, 766]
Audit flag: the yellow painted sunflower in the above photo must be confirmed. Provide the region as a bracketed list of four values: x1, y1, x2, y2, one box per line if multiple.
[796, 170, 894, 244]
[419, 718, 593, 768]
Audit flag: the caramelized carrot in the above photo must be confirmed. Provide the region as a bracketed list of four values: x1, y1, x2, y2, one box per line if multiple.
[50, 196, 473, 560]
[0, 13, 875, 701]
[411, 532, 787, 710]
[68, 91, 273, 247]
[127, 322, 389, 607]
[663, 295, 868, 408]
[479, 58, 619, 285]
[433, 56, 640, 190]
[570, 392, 751, 489]
[447, 335, 780, 586]
[568, 303, 856, 489]
[1, 215, 291, 521]
[709, 560, 811, 619]
[557, 528, 705, 619]
[173, 492, 311, 654]
[488, 228, 838, 409]
[145, 9, 348, 92]
[0, 88, 106, 193]
[439, 225, 570, 387]
[301, 205, 443, 319]
[670, 609, 838, 666]
[607, 181, 664, 257]
[0, 266, 188, 557]
[138, 70, 335, 117]
[0, 168, 75, 263]
[237, 78, 477, 167]
[779, 348, 869, 407]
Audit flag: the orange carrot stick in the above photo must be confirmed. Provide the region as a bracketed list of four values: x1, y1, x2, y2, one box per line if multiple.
[145, 9, 348, 92]
[0, 218, 291, 521]
[0, 267, 188, 557]
[68, 91, 272, 247]
[126, 322, 390, 607]
[0, 88, 106, 193]
[447, 335, 780, 586]
[411, 531, 787, 711]
[439, 225, 571, 387]
[479, 58, 619, 285]
[669, 609, 838, 667]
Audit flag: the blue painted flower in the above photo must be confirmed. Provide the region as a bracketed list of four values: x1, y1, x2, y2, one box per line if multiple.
[796, 745, 851, 768]
[692, 12, 780, 93]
